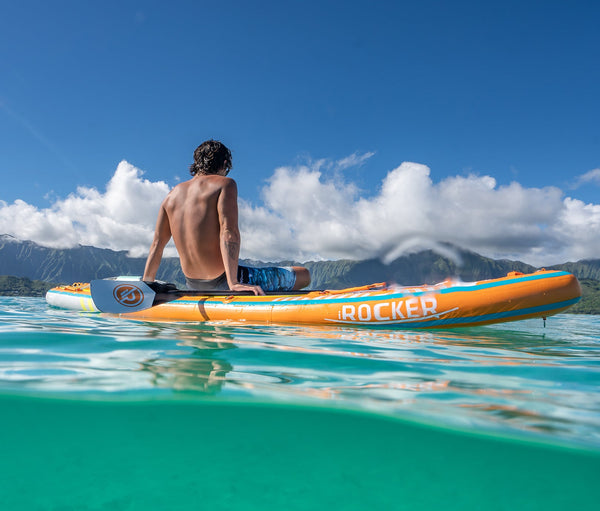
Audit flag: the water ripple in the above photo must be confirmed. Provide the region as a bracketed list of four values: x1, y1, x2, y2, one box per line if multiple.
[1, 297, 599, 448]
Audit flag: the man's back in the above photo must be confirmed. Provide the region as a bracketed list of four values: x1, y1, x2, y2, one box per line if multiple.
[143, 139, 308, 295]
[163, 174, 236, 280]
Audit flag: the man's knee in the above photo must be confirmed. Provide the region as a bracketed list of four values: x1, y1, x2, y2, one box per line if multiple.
[291, 266, 311, 290]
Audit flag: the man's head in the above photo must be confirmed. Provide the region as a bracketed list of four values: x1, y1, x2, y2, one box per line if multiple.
[189, 140, 233, 176]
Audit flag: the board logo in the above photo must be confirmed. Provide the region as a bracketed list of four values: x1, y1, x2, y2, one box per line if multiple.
[113, 284, 145, 307]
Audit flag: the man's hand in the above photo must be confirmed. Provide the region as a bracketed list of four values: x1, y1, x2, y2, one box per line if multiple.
[229, 283, 265, 296]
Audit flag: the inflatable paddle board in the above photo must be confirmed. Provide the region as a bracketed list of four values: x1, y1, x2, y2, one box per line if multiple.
[45, 270, 581, 329]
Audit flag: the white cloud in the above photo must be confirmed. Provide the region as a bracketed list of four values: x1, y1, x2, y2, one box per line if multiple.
[573, 168, 600, 188]
[334, 151, 375, 171]
[551, 198, 600, 261]
[240, 162, 580, 265]
[0, 161, 170, 257]
[1, 157, 599, 266]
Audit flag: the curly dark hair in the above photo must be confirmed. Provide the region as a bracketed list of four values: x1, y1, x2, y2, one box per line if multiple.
[189, 140, 233, 176]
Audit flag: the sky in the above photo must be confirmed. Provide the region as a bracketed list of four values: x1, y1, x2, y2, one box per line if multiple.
[1, 0, 599, 267]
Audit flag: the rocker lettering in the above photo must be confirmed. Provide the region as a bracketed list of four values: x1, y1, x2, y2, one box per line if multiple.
[339, 296, 438, 322]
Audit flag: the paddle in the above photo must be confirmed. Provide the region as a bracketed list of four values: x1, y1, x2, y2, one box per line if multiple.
[90, 279, 311, 314]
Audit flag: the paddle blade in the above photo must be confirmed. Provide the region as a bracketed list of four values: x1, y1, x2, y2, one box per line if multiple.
[91, 280, 157, 313]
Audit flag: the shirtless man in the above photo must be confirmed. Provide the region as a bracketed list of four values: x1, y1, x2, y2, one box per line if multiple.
[142, 140, 310, 295]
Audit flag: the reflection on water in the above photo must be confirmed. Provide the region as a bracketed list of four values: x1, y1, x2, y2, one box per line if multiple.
[1, 297, 599, 448]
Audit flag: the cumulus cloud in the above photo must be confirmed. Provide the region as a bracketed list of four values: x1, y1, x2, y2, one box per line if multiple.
[239, 161, 577, 265]
[0, 161, 170, 257]
[1, 157, 599, 266]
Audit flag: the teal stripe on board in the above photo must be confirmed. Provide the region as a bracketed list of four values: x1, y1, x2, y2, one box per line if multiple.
[179, 271, 571, 307]
[408, 296, 582, 328]
[327, 296, 582, 328]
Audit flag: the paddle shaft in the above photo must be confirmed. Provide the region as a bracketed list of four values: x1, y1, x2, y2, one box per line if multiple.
[90, 279, 317, 313]
[148, 288, 315, 297]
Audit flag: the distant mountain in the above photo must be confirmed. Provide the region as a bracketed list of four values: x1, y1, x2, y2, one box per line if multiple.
[303, 251, 538, 289]
[548, 259, 600, 280]
[0, 235, 182, 285]
[1, 234, 599, 289]
[569, 279, 600, 314]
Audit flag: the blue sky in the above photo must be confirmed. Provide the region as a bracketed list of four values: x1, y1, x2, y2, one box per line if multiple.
[1, 1, 599, 265]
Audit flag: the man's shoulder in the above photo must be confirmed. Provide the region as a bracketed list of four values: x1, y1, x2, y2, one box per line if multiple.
[193, 174, 236, 182]
[182, 175, 237, 195]
[200, 174, 237, 189]
[166, 179, 190, 196]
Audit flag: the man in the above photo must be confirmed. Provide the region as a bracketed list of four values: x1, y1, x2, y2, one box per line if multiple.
[143, 140, 310, 295]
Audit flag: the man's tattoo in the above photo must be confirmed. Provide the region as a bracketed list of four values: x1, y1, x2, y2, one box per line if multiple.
[224, 240, 239, 260]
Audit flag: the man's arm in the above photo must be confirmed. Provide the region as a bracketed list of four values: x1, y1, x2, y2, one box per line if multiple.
[142, 203, 172, 281]
[218, 179, 264, 295]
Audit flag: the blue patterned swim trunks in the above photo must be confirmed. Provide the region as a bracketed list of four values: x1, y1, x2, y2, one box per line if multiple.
[185, 265, 296, 292]
[238, 265, 297, 292]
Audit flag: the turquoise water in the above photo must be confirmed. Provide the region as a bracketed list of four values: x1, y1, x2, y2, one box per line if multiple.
[1, 297, 599, 509]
